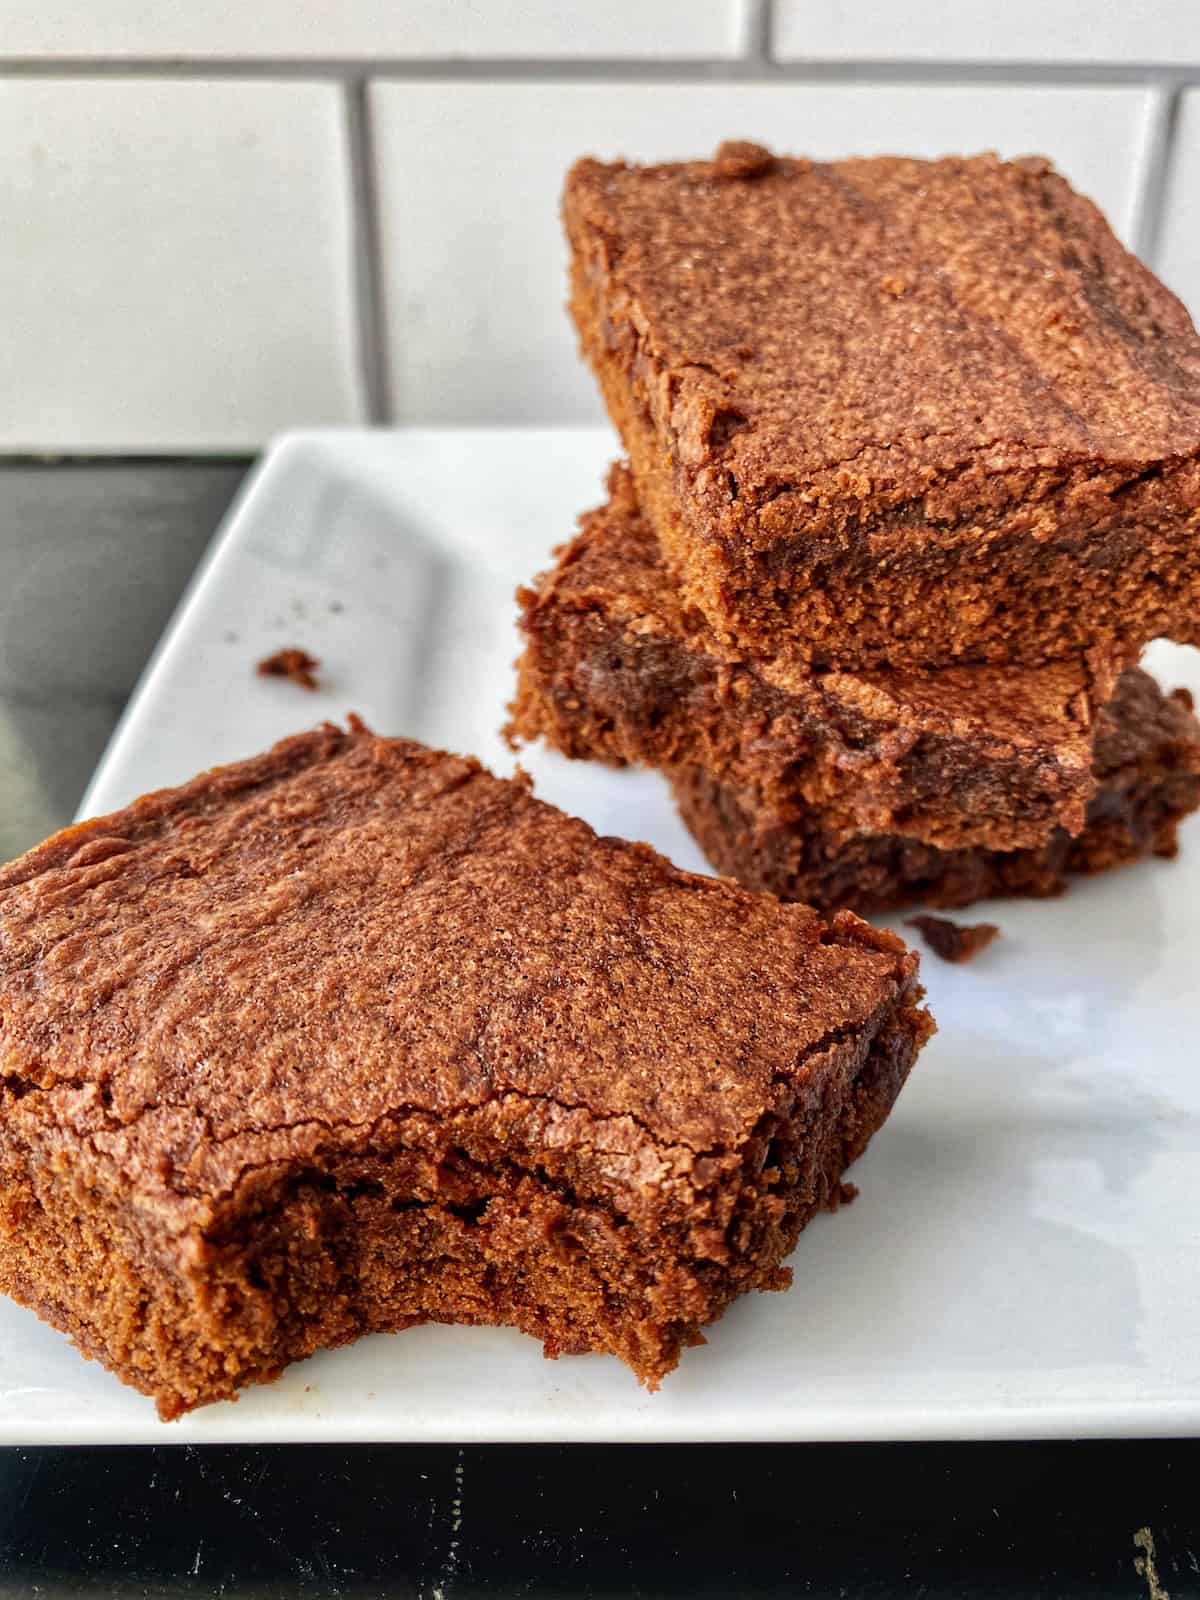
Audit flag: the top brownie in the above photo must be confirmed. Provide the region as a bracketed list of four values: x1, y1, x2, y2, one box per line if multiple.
[565, 145, 1200, 669]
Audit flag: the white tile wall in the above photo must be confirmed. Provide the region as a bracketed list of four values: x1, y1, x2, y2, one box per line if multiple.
[0, 1, 745, 60]
[773, 1, 1200, 65]
[0, 2, 1196, 451]
[371, 82, 1154, 425]
[1157, 91, 1200, 323]
[0, 80, 361, 450]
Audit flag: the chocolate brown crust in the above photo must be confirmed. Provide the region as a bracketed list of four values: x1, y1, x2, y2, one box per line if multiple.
[672, 670, 1200, 914]
[508, 462, 1127, 851]
[565, 150, 1200, 669]
[0, 725, 932, 1416]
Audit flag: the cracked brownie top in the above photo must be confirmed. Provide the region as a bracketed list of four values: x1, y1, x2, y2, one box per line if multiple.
[0, 724, 927, 1213]
[566, 147, 1200, 520]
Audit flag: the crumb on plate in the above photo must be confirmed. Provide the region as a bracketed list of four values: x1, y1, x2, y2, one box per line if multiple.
[257, 647, 320, 692]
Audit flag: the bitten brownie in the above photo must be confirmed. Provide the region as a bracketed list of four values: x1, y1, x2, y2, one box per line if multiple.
[565, 147, 1200, 670]
[509, 462, 1127, 852]
[673, 671, 1200, 914]
[0, 724, 932, 1418]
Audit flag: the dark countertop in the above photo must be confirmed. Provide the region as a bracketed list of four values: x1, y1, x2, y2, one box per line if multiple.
[0, 461, 249, 860]
[0, 461, 1198, 1600]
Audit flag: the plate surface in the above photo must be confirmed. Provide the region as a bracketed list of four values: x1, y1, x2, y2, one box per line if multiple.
[3, 427, 1200, 1445]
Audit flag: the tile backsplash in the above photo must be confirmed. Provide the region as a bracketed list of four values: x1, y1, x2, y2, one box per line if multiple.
[0, 2, 1197, 451]
[2, 2, 749, 62]
[0, 79, 361, 451]
[772, 1, 1197, 65]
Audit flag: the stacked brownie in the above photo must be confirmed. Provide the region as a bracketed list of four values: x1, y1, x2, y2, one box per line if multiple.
[511, 145, 1200, 914]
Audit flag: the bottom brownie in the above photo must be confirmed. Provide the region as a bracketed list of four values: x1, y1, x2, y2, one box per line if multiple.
[672, 670, 1200, 914]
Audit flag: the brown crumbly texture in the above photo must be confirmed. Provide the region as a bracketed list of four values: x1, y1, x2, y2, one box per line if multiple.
[508, 462, 1128, 851]
[565, 146, 1200, 669]
[672, 671, 1200, 914]
[0, 724, 932, 1419]
[905, 916, 1000, 965]
[257, 648, 321, 691]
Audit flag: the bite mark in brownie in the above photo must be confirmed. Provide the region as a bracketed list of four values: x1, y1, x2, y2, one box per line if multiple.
[565, 148, 1200, 669]
[508, 463, 1128, 851]
[0, 724, 932, 1417]
[672, 670, 1200, 914]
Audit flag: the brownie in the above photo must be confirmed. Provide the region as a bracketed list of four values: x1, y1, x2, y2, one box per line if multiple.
[0, 723, 932, 1418]
[509, 462, 1128, 852]
[672, 671, 1200, 914]
[565, 146, 1200, 669]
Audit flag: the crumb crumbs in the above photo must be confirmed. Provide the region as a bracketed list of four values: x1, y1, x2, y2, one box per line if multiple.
[906, 914, 1000, 965]
[1133, 1528, 1170, 1600]
[256, 647, 321, 692]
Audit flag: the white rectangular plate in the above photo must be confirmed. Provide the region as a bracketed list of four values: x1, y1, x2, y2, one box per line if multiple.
[4, 427, 1200, 1445]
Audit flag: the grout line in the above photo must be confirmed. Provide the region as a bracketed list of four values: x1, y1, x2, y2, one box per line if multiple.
[742, 0, 772, 66]
[1, 56, 1200, 85]
[1131, 82, 1183, 265]
[343, 78, 391, 425]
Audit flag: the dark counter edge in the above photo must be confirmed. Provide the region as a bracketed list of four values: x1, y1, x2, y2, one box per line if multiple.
[0, 460, 253, 862]
[2, 1440, 1199, 1598]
